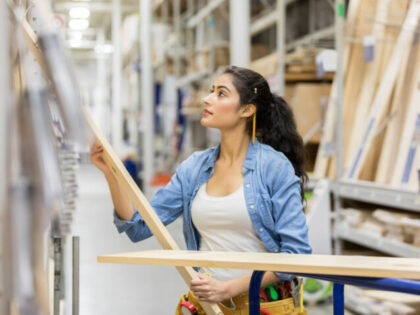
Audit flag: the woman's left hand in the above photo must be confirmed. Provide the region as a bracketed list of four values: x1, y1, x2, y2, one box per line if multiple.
[190, 273, 231, 303]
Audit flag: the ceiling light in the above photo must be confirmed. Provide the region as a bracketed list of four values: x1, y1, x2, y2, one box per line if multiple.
[69, 7, 90, 19]
[69, 19, 89, 30]
[95, 44, 114, 54]
[71, 31, 83, 40]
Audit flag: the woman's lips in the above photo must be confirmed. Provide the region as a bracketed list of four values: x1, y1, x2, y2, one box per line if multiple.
[203, 109, 213, 116]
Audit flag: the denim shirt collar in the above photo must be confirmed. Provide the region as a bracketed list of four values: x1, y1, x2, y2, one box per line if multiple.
[203, 139, 260, 171]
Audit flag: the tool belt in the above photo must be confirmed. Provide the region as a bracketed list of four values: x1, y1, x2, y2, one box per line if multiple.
[175, 280, 307, 315]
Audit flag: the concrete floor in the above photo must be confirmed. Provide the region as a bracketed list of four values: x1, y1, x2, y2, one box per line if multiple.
[71, 164, 341, 314]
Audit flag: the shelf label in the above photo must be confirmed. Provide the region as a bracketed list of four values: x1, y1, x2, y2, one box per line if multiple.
[363, 35, 375, 63]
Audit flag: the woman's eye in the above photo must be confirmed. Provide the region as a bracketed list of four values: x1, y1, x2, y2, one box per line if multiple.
[218, 91, 225, 97]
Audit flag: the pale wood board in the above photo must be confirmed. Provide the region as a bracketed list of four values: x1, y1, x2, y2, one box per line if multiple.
[313, 0, 362, 179]
[97, 249, 420, 280]
[345, 0, 420, 179]
[391, 47, 420, 188]
[346, 0, 389, 179]
[84, 113, 222, 315]
[327, 0, 374, 180]
[376, 25, 420, 184]
[360, 0, 411, 181]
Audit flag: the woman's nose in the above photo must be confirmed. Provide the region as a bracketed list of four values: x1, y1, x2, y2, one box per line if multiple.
[202, 94, 211, 105]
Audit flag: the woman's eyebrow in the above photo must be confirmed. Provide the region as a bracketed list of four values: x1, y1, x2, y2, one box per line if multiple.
[215, 85, 231, 92]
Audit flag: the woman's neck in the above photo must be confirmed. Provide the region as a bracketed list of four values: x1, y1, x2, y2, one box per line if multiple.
[219, 130, 251, 166]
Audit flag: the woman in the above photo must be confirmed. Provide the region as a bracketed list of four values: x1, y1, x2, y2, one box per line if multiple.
[90, 66, 311, 314]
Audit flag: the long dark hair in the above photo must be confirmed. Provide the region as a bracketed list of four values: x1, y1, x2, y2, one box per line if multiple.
[223, 66, 308, 202]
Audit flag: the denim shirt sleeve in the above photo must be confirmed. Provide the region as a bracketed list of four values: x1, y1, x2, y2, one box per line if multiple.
[267, 155, 312, 280]
[113, 161, 187, 242]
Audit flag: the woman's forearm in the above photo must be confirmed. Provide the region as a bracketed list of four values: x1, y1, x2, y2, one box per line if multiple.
[226, 271, 281, 298]
[105, 172, 135, 221]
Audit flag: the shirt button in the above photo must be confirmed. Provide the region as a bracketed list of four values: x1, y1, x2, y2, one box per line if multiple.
[250, 205, 254, 209]
[259, 228, 263, 232]
[274, 249, 279, 253]
[246, 184, 250, 188]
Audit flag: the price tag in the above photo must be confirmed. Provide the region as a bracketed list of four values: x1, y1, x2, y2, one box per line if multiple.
[363, 35, 375, 63]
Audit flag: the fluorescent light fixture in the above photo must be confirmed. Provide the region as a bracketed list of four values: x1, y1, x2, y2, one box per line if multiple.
[95, 44, 114, 54]
[69, 19, 89, 30]
[69, 40, 83, 48]
[71, 31, 83, 40]
[69, 7, 90, 19]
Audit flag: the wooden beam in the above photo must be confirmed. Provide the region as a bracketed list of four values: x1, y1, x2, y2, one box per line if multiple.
[346, 0, 420, 179]
[98, 249, 420, 280]
[313, 0, 362, 179]
[84, 112, 223, 315]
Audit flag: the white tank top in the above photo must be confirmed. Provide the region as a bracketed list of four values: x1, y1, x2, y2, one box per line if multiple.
[191, 182, 267, 281]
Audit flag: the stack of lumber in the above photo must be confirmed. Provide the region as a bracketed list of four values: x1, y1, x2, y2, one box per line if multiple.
[345, 285, 420, 315]
[250, 47, 334, 82]
[340, 207, 420, 248]
[313, 0, 420, 190]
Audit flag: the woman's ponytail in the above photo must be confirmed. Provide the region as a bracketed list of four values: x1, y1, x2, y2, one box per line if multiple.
[258, 94, 308, 200]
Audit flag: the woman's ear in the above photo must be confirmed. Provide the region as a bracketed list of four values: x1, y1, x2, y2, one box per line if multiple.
[240, 104, 256, 118]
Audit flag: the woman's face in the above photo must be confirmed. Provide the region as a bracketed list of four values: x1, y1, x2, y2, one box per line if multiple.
[201, 74, 252, 131]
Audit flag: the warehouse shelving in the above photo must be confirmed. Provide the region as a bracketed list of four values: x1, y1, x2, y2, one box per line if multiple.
[334, 222, 420, 258]
[336, 179, 420, 213]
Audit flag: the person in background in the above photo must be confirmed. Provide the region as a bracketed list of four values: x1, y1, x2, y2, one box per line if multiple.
[90, 66, 311, 314]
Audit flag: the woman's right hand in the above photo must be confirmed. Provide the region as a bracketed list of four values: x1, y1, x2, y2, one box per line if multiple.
[90, 142, 111, 175]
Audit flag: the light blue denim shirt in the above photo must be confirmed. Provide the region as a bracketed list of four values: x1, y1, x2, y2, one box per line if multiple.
[113, 139, 312, 280]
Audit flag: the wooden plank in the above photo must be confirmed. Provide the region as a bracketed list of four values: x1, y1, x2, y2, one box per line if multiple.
[98, 249, 420, 280]
[360, 0, 410, 181]
[313, 0, 362, 179]
[376, 23, 420, 184]
[84, 113, 223, 315]
[391, 47, 420, 188]
[345, 0, 420, 179]
[346, 0, 390, 179]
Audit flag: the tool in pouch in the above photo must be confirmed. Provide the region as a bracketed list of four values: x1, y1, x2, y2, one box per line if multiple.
[290, 277, 304, 312]
[180, 301, 199, 315]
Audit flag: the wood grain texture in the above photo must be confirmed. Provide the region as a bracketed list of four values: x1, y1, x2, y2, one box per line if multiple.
[313, 0, 362, 179]
[376, 23, 420, 184]
[84, 112, 223, 315]
[98, 249, 420, 280]
[345, 0, 420, 179]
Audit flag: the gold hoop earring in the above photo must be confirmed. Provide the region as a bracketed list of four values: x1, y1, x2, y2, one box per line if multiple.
[252, 112, 256, 144]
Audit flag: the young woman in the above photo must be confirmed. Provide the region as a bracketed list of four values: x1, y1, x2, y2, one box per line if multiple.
[90, 66, 311, 314]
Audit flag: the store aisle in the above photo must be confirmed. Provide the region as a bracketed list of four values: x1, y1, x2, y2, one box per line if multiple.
[72, 164, 338, 315]
[72, 164, 187, 314]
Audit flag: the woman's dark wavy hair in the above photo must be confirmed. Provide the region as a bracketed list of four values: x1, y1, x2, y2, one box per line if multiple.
[223, 66, 308, 202]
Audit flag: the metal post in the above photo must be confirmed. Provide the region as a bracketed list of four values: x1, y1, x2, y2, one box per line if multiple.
[53, 237, 63, 315]
[0, 0, 10, 312]
[333, 283, 344, 315]
[72, 236, 79, 315]
[276, 0, 286, 96]
[248, 271, 265, 315]
[112, 0, 122, 155]
[333, 0, 345, 254]
[140, 0, 154, 198]
[174, 0, 181, 78]
[229, 0, 250, 67]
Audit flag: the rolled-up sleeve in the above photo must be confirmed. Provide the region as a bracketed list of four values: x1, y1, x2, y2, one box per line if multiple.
[112, 161, 187, 242]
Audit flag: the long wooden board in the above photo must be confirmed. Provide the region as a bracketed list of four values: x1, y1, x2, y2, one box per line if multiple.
[98, 249, 420, 280]
[84, 113, 223, 315]
[313, 0, 362, 179]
